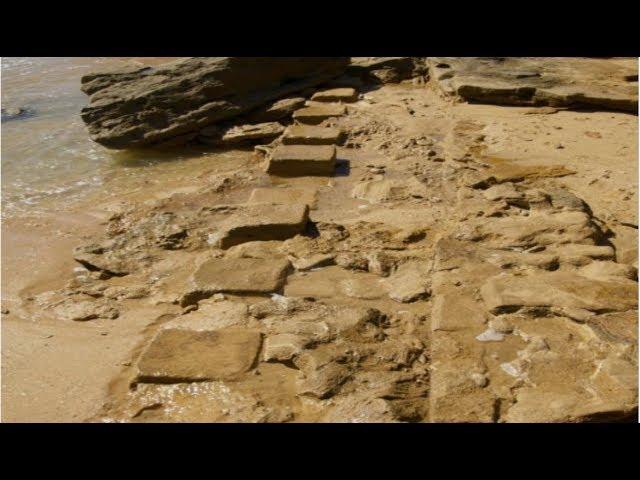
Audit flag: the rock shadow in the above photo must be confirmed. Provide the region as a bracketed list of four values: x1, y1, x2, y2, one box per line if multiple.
[333, 158, 351, 177]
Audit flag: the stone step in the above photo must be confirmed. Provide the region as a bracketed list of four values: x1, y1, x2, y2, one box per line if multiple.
[311, 87, 358, 103]
[180, 257, 293, 306]
[282, 125, 342, 146]
[267, 145, 336, 176]
[213, 202, 309, 249]
[292, 104, 346, 125]
[248, 187, 318, 209]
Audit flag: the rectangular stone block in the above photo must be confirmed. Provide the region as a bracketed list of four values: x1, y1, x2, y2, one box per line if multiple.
[292, 105, 346, 125]
[248, 187, 318, 209]
[136, 329, 262, 383]
[282, 125, 342, 145]
[191, 257, 291, 295]
[216, 203, 309, 248]
[267, 145, 336, 176]
[311, 87, 358, 103]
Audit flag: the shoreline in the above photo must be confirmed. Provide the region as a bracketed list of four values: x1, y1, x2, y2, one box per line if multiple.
[1, 59, 638, 422]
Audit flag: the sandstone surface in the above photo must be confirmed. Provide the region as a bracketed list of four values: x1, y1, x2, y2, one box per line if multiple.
[7, 57, 637, 424]
[429, 57, 638, 113]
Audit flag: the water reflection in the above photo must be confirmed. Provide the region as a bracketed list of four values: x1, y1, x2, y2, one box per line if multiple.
[1, 57, 184, 217]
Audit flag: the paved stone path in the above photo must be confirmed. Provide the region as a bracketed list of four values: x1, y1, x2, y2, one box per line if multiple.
[88, 83, 636, 423]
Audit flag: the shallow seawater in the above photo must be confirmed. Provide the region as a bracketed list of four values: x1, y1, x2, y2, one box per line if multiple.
[1, 57, 190, 218]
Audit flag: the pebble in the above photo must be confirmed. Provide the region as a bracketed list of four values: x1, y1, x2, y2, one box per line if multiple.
[470, 372, 489, 388]
[500, 361, 523, 378]
[475, 328, 505, 342]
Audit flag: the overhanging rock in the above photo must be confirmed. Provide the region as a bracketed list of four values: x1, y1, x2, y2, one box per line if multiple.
[80, 57, 349, 149]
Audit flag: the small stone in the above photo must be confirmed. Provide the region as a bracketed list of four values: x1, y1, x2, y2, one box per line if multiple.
[475, 328, 505, 342]
[2, 106, 34, 121]
[295, 351, 350, 399]
[53, 300, 118, 322]
[470, 373, 489, 387]
[500, 361, 524, 378]
[201, 122, 285, 146]
[263, 334, 310, 362]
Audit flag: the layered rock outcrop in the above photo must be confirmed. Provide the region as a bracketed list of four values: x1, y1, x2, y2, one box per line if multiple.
[80, 57, 637, 151]
[80, 57, 349, 149]
[429, 57, 638, 113]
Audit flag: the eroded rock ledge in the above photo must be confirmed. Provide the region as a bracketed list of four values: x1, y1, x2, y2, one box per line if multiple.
[80, 57, 636, 151]
[429, 57, 638, 113]
[80, 57, 350, 149]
